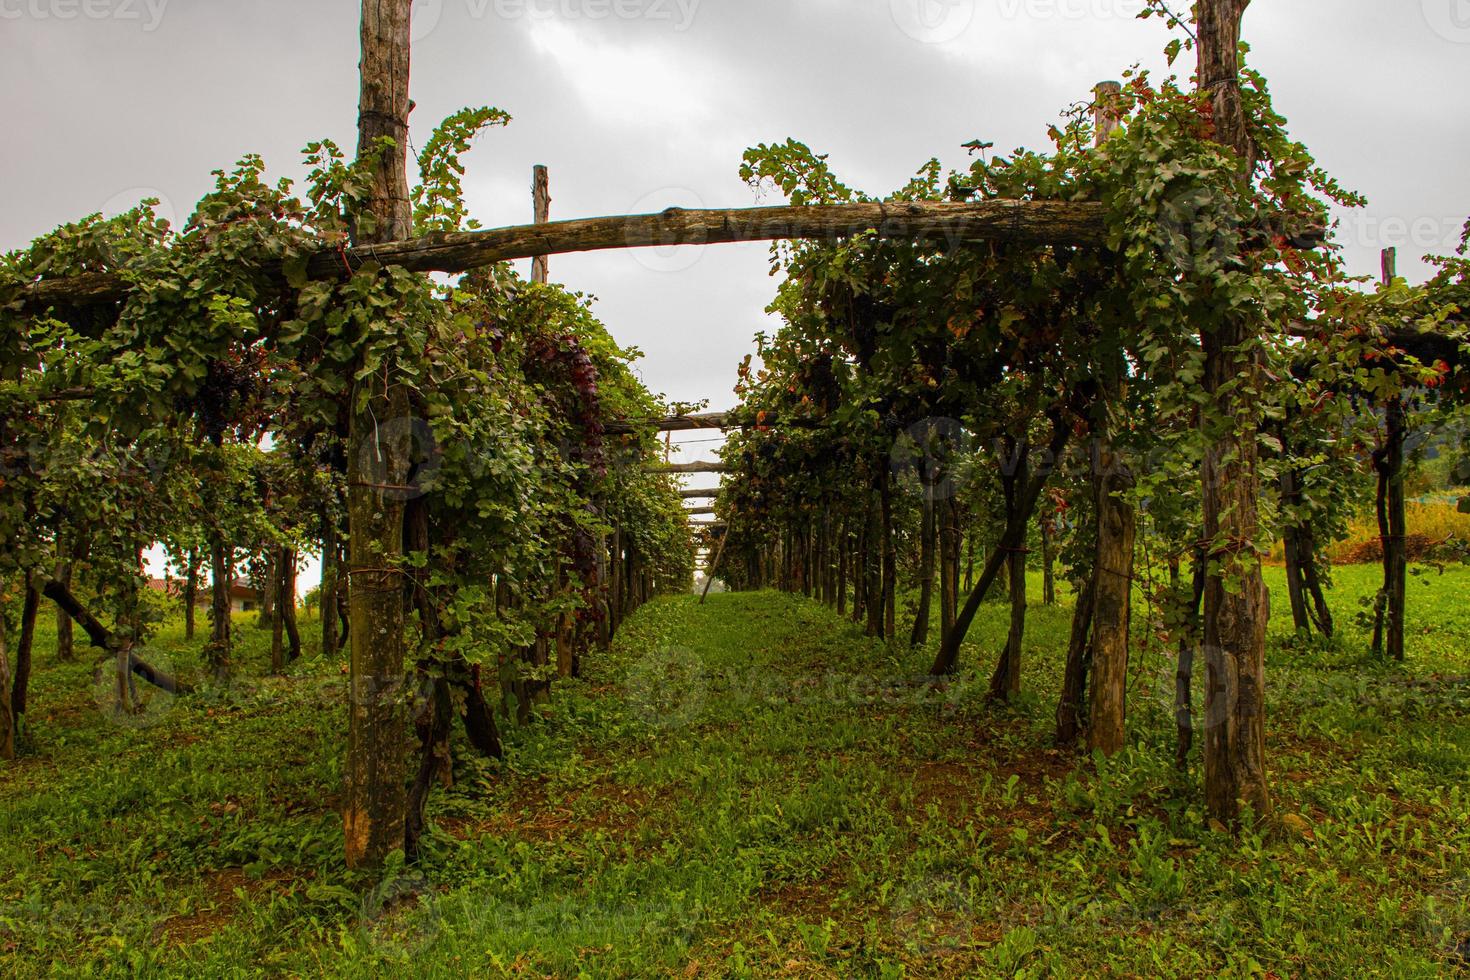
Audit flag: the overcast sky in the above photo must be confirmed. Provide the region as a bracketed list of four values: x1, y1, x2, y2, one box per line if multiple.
[5, 0, 1468, 584]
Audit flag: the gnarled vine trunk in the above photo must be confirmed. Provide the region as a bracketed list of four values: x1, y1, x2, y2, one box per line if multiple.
[910, 484, 936, 647]
[940, 495, 959, 637]
[55, 554, 76, 662]
[989, 438, 1030, 702]
[1371, 396, 1407, 661]
[321, 514, 340, 657]
[1176, 549, 1207, 770]
[11, 585, 40, 730]
[208, 535, 232, 679]
[931, 418, 1070, 676]
[182, 547, 199, 642]
[1056, 570, 1096, 748]
[0, 602, 13, 760]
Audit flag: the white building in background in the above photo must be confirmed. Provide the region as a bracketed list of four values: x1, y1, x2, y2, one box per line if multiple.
[147, 577, 264, 614]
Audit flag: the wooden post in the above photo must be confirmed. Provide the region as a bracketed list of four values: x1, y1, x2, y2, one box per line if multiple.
[344, 0, 415, 870]
[1373, 247, 1408, 661]
[532, 165, 550, 284]
[939, 496, 958, 636]
[595, 532, 611, 649]
[11, 585, 39, 727]
[208, 536, 232, 678]
[1087, 79, 1136, 756]
[910, 479, 937, 647]
[271, 546, 287, 675]
[1197, 0, 1272, 827]
[1056, 571, 1096, 748]
[988, 437, 1030, 702]
[609, 528, 624, 639]
[864, 488, 884, 638]
[1175, 549, 1207, 770]
[1040, 512, 1057, 606]
[836, 517, 849, 616]
[181, 547, 197, 644]
[1280, 459, 1313, 634]
[55, 549, 76, 660]
[320, 516, 340, 657]
[281, 549, 301, 662]
[0, 593, 13, 760]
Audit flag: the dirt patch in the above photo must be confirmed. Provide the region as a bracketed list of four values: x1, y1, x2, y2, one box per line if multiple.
[153, 868, 294, 946]
[440, 776, 665, 850]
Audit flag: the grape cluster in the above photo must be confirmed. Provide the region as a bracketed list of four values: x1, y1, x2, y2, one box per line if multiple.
[184, 349, 268, 445]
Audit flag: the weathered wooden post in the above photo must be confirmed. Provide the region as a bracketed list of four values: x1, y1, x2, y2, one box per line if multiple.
[0, 589, 13, 760]
[319, 514, 340, 657]
[55, 547, 77, 660]
[1197, 0, 1272, 826]
[1372, 247, 1408, 661]
[532, 164, 551, 284]
[207, 537, 232, 678]
[910, 460, 938, 647]
[344, 0, 415, 869]
[1087, 79, 1136, 756]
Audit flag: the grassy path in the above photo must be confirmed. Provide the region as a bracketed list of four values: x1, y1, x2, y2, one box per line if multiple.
[1, 572, 1468, 976]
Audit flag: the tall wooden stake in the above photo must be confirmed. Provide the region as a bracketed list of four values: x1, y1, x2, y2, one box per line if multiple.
[1087, 80, 1136, 756]
[1372, 247, 1407, 661]
[0, 590, 13, 760]
[1198, 0, 1272, 826]
[532, 164, 551, 284]
[344, 0, 415, 870]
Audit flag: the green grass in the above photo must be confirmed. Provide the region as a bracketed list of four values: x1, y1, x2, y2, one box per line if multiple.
[1, 563, 1468, 977]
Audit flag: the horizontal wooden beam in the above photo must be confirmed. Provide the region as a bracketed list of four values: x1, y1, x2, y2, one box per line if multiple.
[605, 412, 729, 435]
[680, 488, 718, 499]
[685, 507, 715, 517]
[1288, 319, 1465, 367]
[651, 461, 728, 475]
[13, 200, 1110, 315]
[315, 199, 1113, 270]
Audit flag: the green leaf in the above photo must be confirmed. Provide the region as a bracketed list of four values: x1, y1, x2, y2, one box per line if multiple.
[282, 252, 310, 289]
